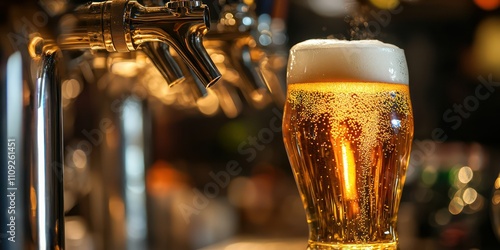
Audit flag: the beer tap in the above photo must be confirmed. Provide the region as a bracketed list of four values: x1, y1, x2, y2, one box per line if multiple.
[204, 0, 272, 109]
[1, 0, 289, 248]
[1, 1, 220, 249]
[58, 0, 221, 87]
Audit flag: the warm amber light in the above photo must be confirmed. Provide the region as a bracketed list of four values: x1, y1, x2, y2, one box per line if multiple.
[330, 122, 361, 218]
[146, 160, 189, 195]
[110, 61, 139, 77]
[474, 0, 500, 10]
[62, 79, 82, 100]
[108, 196, 125, 220]
[495, 175, 500, 189]
[65, 218, 87, 241]
[462, 187, 478, 205]
[196, 89, 220, 116]
[72, 149, 87, 169]
[449, 197, 464, 215]
[370, 0, 400, 10]
[341, 143, 357, 200]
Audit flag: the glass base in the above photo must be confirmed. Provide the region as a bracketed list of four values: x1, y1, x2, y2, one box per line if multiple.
[307, 241, 398, 250]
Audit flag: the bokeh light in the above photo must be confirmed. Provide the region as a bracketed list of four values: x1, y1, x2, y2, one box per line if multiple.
[474, 0, 500, 10]
[421, 166, 438, 186]
[62, 79, 82, 100]
[449, 197, 465, 215]
[370, 0, 400, 10]
[462, 187, 478, 205]
[72, 149, 87, 169]
[473, 17, 500, 76]
[457, 166, 473, 184]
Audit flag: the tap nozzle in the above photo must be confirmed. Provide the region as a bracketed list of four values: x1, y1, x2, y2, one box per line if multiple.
[159, 0, 221, 87]
[142, 42, 185, 86]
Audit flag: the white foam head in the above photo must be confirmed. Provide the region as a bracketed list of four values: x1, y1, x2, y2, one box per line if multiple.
[287, 39, 409, 85]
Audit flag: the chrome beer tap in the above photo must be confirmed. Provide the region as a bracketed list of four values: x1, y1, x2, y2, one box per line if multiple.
[1, 0, 289, 249]
[1, 1, 219, 249]
[58, 0, 221, 86]
[204, 1, 271, 109]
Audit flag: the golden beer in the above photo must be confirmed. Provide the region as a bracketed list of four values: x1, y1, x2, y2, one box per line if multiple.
[283, 40, 413, 249]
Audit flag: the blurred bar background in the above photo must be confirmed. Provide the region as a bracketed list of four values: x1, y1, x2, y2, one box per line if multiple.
[2, 0, 500, 249]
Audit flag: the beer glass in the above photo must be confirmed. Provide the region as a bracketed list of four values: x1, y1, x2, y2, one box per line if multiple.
[282, 40, 413, 249]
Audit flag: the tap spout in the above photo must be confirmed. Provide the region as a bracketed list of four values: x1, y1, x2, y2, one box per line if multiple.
[142, 42, 185, 86]
[131, 0, 222, 87]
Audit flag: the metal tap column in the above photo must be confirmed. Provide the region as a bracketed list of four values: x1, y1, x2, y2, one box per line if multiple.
[30, 43, 65, 250]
